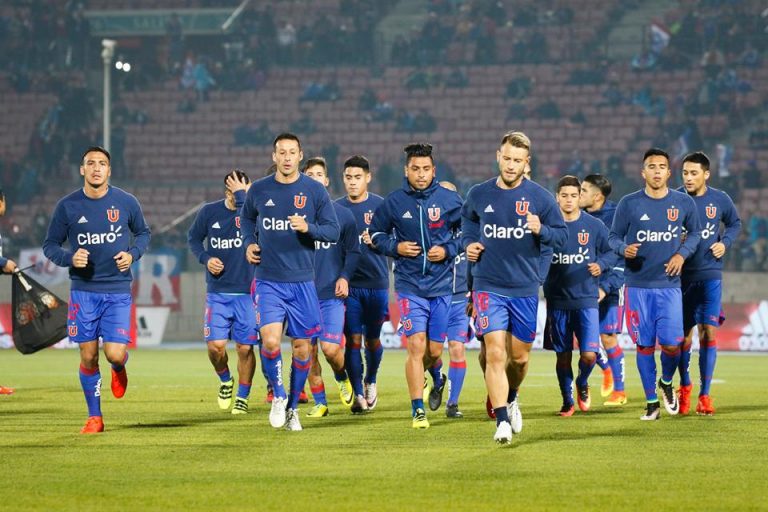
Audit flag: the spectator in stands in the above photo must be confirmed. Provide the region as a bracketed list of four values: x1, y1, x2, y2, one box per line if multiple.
[193, 58, 215, 101]
[412, 109, 437, 133]
[358, 87, 378, 110]
[535, 98, 561, 119]
[276, 21, 297, 63]
[177, 89, 196, 114]
[290, 110, 315, 135]
[599, 82, 624, 107]
[506, 77, 532, 99]
[395, 109, 416, 133]
[738, 42, 761, 68]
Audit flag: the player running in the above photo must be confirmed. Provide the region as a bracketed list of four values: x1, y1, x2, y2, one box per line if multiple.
[188, 170, 259, 414]
[678, 151, 741, 415]
[369, 143, 462, 429]
[303, 157, 359, 417]
[462, 132, 567, 443]
[336, 156, 390, 412]
[544, 176, 617, 416]
[609, 148, 701, 421]
[43, 146, 151, 433]
[240, 133, 340, 432]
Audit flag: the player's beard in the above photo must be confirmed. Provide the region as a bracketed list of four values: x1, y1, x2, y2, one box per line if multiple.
[499, 170, 523, 188]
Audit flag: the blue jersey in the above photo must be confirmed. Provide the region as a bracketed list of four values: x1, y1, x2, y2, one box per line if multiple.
[587, 200, 624, 298]
[336, 194, 389, 290]
[0, 231, 7, 269]
[370, 178, 462, 298]
[609, 188, 701, 289]
[461, 177, 568, 297]
[677, 186, 741, 284]
[451, 251, 469, 301]
[314, 202, 362, 300]
[239, 173, 339, 283]
[43, 186, 151, 293]
[544, 212, 617, 310]
[188, 191, 253, 294]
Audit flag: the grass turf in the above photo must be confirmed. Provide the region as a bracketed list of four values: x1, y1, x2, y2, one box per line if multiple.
[0, 348, 766, 511]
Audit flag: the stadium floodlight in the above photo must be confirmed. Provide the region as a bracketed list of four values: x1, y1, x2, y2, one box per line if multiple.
[101, 39, 117, 152]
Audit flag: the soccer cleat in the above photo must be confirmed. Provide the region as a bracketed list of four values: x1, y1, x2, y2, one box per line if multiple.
[0, 386, 15, 395]
[412, 408, 430, 429]
[576, 383, 591, 412]
[285, 408, 303, 431]
[601, 368, 614, 397]
[494, 421, 513, 444]
[350, 394, 368, 415]
[658, 379, 679, 415]
[507, 398, 523, 434]
[678, 384, 693, 415]
[231, 397, 249, 415]
[217, 378, 234, 410]
[558, 403, 575, 417]
[445, 403, 463, 418]
[428, 373, 447, 411]
[265, 387, 274, 404]
[336, 378, 354, 408]
[111, 367, 128, 399]
[269, 396, 287, 428]
[486, 395, 495, 419]
[306, 404, 329, 418]
[80, 416, 104, 434]
[640, 401, 661, 421]
[603, 391, 628, 406]
[364, 382, 378, 410]
[299, 389, 309, 404]
[696, 395, 715, 416]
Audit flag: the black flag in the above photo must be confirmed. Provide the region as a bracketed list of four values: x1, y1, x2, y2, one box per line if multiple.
[11, 271, 68, 354]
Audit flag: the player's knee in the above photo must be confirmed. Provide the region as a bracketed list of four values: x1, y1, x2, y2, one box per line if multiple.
[485, 344, 506, 365]
[448, 341, 465, 360]
[661, 344, 680, 356]
[80, 351, 99, 368]
[581, 351, 597, 365]
[235, 343, 253, 357]
[322, 343, 340, 361]
[601, 334, 618, 349]
[700, 326, 717, 343]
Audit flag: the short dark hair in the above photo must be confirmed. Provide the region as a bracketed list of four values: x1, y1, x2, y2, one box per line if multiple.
[404, 143, 433, 164]
[343, 155, 370, 172]
[303, 156, 327, 172]
[224, 169, 250, 186]
[81, 146, 111, 165]
[583, 174, 612, 198]
[557, 175, 581, 193]
[682, 151, 710, 171]
[643, 147, 669, 165]
[273, 132, 301, 150]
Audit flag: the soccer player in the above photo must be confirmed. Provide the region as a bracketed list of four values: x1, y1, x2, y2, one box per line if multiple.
[188, 170, 258, 414]
[678, 151, 741, 415]
[302, 157, 359, 417]
[428, 180, 469, 418]
[544, 176, 617, 416]
[43, 146, 151, 433]
[609, 148, 701, 421]
[336, 155, 390, 412]
[369, 143, 462, 429]
[462, 132, 567, 443]
[580, 174, 628, 406]
[0, 189, 17, 395]
[240, 133, 339, 432]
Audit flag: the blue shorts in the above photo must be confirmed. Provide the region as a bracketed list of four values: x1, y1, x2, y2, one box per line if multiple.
[68, 290, 132, 344]
[315, 298, 345, 345]
[624, 287, 683, 347]
[255, 280, 321, 339]
[543, 307, 600, 353]
[682, 279, 724, 332]
[472, 291, 537, 343]
[204, 293, 259, 345]
[446, 300, 471, 344]
[599, 298, 624, 335]
[396, 293, 450, 342]
[344, 287, 389, 339]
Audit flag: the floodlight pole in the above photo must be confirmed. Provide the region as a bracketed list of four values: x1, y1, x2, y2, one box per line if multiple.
[101, 39, 117, 152]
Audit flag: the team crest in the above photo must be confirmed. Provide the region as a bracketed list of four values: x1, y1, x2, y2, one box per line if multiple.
[480, 317, 489, 329]
[364, 212, 373, 225]
[402, 319, 412, 331]
[107, 208, 120, 223]
[428, 207, 441, 222]
[667, 207, 679, 222]
[515, 200, 529, 216]
[294, 194, 306, 209]
[203, 326, 210, 338]
[68, 325, 78, 337]
[706, 205, 717, 219]
[578, 232, 589, 245]
[235, 216, 241, 228]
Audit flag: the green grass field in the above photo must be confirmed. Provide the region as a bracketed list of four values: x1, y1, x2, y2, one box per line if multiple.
[1, 348, 767, 511]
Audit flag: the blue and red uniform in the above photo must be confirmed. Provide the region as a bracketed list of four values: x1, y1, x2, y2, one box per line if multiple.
[239, 173, 339, 408]
[678, 186, 741, 395]
[609, 188, 701, 402]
